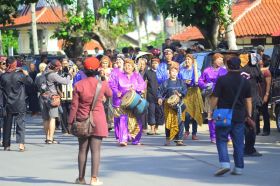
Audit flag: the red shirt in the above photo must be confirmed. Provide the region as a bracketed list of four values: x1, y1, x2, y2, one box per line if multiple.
[68, 77, 112, 137]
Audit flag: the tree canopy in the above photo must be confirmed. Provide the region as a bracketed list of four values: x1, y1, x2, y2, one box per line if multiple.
[157, 0, 232, 48]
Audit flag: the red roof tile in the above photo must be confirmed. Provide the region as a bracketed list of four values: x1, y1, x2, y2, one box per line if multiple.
[171, 26, 204, 41]
[2, 7, 65, 28]
[272, 29, 280, 36]
[171, 0, 280, 41]
[234, 0, 280, 37]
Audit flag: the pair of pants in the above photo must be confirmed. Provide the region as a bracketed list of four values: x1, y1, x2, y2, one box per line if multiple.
[118, 114, 143, 144]
[245, 108, 258, 154]
[60, 101, 71, 133]
[255, 103, 270, 134]
[166, 121, 184, 141]
[147, 102, 164, 126]
[216, 123, 245, 169]
[3, 112, 25, 147]
[0, 118, 3, 141]
[184, 112, 198, 135]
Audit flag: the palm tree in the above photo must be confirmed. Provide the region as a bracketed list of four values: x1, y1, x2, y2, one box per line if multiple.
[132, 0, 159, 47]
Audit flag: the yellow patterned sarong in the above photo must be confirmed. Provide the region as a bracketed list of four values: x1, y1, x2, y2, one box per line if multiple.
[113, 107, 140, 138]
[164, 102, 183, 140]
[182, 87, 204, 126]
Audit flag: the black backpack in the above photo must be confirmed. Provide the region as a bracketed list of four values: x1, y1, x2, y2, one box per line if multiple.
[35, 72, 53, 93]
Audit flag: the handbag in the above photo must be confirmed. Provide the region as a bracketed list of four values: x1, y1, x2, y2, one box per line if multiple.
[71, 80, 102, 138]
[213, 78, 244, 127]
[49, 94, 61, 107]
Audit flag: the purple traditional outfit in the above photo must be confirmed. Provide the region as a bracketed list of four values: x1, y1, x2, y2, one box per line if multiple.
[198, 66, 227, 142]
[109, 70, 146, 145]
[108, 67, 123, 140]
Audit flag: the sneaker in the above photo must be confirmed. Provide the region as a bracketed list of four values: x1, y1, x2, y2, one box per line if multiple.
[214, 168, 230, 176]
[231, 167, 243, 175]
[244, 151, 262, 157]
[211, 140, 216, 144]
[90, 178, 103, 186]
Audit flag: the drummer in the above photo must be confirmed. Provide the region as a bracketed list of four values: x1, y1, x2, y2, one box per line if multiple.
[158, 62, 187, 146]
[109, 58, 146, 146]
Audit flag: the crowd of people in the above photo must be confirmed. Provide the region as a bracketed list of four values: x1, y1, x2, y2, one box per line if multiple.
[0, 41, 273, 184]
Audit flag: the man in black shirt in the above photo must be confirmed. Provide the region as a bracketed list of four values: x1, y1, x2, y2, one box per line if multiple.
[211, 57, 252, 176]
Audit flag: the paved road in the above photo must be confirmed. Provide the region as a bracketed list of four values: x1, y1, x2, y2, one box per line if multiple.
[0, 115, 280, 186]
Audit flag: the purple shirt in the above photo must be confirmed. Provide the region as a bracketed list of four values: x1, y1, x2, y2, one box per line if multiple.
[109, 69, 146, 107]
[198, 66, 227, 90]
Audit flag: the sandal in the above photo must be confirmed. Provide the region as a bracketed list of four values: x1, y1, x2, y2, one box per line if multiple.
[19, 144, 25, 152]
[119, 142, 127, 147]
[176, 141, 186, 146]
[51, 139, 59, 144]
[164, 139, 171, 146]
[147, 132, 155, 135]
[75, 178, 86, 185]
[90, 178, 103, 186]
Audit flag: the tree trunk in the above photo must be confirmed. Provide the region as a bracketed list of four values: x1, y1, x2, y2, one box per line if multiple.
[0, 30, 3, 55]
[211, 19, 219, 49]
[31, 3, 39, 55]
[200, 27, 218, 50]
[135, 10, 142, 48]
[144, 18, 149, 42]
[93, 0, 103, 21]
[224, 3, 237, 50]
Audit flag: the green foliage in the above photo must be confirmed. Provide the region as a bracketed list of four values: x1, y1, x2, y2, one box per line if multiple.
[100, 22, 135, 40]
[99, 0, 133, 21]
[52, 9, 95, 46]
[157, 0, 232, 29]
[142, 32, 166, 50]
[1, 30, 18, 55]
[117, 40, 132, 50]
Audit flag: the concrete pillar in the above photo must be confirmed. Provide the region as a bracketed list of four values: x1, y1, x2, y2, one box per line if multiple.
[18, 30, 31, 54]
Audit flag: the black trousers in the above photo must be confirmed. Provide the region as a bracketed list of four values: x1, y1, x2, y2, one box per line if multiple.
[3, 112, 25, 148]
[244, 107, 258, 154]
[255, 103, 270, 134]
[60, 101, 71, 133]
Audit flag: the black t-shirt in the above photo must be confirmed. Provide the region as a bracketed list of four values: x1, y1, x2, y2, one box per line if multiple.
[213, 72, 251, 123]
[144, 69, 159, 103]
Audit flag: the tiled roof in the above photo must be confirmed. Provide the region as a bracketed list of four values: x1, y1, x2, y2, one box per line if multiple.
[57, 40, 103, 51]
[2, 7, 64, 28]
[171, 26, 203, 41]
[171, 0, 280, 41]
[272, 29, 280, 36]
[234, 0, 280, 37]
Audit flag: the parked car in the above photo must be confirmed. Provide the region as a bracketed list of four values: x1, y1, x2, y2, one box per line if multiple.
[269, 44, 280, 132]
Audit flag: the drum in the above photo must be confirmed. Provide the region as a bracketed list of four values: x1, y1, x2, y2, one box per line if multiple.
[121, 91, 148, 115]
[167, 94, 180, 108]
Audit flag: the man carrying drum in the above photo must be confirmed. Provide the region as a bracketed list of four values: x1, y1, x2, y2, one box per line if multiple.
[109, 58, 146, 146]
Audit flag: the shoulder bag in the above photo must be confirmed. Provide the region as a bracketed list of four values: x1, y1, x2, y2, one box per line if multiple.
[212, 78, 244, 127]
[71, 80, 102, 138]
